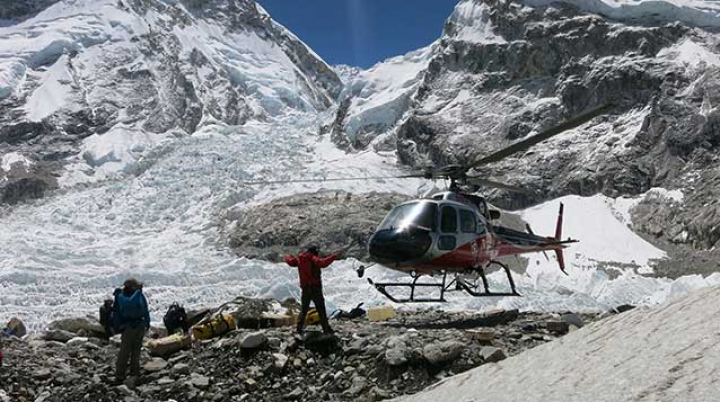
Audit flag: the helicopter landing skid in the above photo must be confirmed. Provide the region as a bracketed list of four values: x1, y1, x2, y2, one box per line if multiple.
[368, 261, 521, 303]
[367, 272, 456, 303]
[457, 260, 522, 297]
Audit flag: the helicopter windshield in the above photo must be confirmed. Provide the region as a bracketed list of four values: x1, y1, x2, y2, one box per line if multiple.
[378, 201, 437, 232]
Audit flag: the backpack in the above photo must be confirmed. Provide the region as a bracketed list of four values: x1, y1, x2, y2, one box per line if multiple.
[164, 303, 189, 335]
[99, 299, 115, 338]
[117, 289, 146, 321]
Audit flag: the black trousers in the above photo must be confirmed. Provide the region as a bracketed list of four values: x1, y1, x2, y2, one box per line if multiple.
[297, 285, 332, 333]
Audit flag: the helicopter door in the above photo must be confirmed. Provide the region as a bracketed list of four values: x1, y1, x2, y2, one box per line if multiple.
[438, 205, 458, 251]
[458, 208, 482, 266]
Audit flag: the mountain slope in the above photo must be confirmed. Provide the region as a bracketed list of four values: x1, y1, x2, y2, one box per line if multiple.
[0, 0, 342, 202]
[397, 284, 720, 402]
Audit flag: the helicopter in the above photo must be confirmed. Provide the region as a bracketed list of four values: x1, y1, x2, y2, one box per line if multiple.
[245, 103, 613, 303]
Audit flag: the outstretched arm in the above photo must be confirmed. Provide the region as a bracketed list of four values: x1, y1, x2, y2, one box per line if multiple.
[313, 254, 338, 269]
[284, 255, 298, 267]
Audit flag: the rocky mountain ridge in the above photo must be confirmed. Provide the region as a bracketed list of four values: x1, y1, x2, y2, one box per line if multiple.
[328, 0, 720, 256]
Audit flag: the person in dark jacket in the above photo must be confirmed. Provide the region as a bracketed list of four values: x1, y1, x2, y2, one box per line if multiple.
[113, 278, 151, 386]
[285, 246, 339, 335]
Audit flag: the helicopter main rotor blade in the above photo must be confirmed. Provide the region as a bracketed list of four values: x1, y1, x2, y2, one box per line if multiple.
[240, 173, 426, 186]
[466, 103, 614, 170]
[464, 176, 535, 194]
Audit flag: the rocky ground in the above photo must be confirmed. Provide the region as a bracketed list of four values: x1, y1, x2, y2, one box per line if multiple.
[0, 298, 613, 402]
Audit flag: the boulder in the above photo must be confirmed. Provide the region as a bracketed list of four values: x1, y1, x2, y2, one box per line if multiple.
[561, 313, 585, 328]
[240, 332, 268, 349]
[49, 317, 105, 337]
[480, 347, 507, 363]
[423, 341, 465, 366]
[43, 330, 75, 343]
[546, 321, 570, 334]
[5, 317, 26, 337]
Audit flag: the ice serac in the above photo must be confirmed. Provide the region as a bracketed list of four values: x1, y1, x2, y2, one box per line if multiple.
[330, 0, 720, 251]
[329, 44, 435, 151]
[396, 285, 720, 402]
[0, 0, 342, 202]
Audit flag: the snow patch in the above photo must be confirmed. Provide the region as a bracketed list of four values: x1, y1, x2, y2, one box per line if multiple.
[24, 54, 74, 121]
[657, 38, 720, 70]
[518, 0, 720, 29]
[342, 44, 435, 142]
[1, 152, 32, 172]
[80, 125, 170, 178]
[446, 1, 507, 44]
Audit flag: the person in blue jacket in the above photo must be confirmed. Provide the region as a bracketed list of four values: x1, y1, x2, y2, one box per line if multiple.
[112, 278, 151, 386]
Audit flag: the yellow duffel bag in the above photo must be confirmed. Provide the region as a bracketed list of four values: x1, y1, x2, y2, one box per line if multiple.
[305, 309, 320, 325]
[192, 314, 236, 340]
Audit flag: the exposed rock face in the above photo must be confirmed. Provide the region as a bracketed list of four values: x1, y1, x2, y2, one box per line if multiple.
[329, 0, 720, 250]
[226, 191, 409, 261]
[0, 0, 342, 204]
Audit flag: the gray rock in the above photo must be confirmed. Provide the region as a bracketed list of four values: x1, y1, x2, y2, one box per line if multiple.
[561, 313, 585, 328]
[172, 363, 191, 376]
[480, 347, 507, 363]
[347, 376, 368, 396]
[385, 347, 408, 366]
[286, 387, 303, 400]
[65, 337, 90, 347]
[5, 317, 26, 337]
[187, 373, 210, 390]
[143, 357, 168, 372]
[240, 332, 268, 349]
[423, 341, 465, 366]
[43, 330, 75, 343]
[272, 353, 289, 370]
[49, 317, 105, 337]
[546, 321, 570, 334]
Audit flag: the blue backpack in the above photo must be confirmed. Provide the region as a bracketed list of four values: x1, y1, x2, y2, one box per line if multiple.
[116, 289, 146, 323]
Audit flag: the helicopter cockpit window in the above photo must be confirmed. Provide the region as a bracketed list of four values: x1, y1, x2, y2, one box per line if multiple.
[440, 206, 458, 233]
[378, 202, 437, 232]
[459, 209, 476, 233]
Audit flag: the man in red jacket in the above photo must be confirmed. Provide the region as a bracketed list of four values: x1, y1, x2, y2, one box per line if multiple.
[285, 245, 339, 335]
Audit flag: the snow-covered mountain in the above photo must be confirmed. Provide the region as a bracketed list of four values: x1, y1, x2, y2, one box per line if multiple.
[2, 0, 720, 331]
[0, 0, 342, 202]
[330, 0, 720, 252]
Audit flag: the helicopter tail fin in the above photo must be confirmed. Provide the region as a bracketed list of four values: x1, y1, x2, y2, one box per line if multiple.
[554, 203, 569, 275]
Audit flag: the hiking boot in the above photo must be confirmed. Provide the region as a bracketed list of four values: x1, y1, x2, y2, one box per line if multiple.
[125, 376, 138, 389]
[109, 377, 125, 386]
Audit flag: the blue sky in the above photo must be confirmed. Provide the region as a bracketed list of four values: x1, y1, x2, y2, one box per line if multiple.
[258, 0, 458, 68]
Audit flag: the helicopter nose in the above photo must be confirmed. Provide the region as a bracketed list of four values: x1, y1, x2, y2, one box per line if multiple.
[369, 228, 433, 264]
